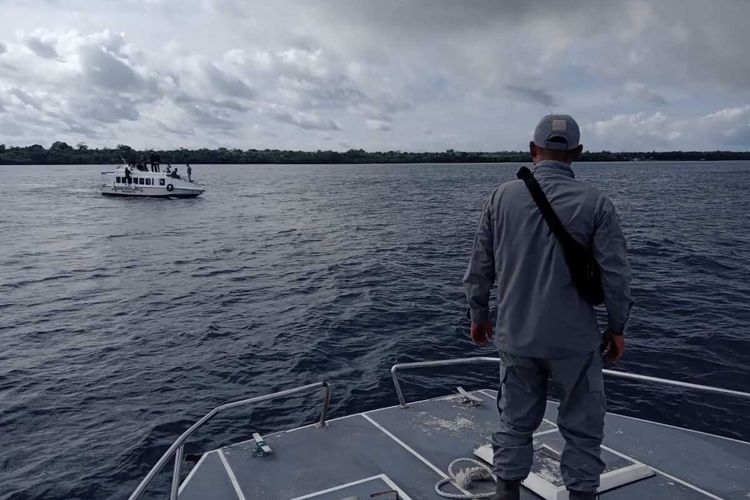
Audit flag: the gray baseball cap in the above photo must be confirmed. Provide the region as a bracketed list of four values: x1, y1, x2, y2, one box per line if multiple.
[532, 114, 580, 151]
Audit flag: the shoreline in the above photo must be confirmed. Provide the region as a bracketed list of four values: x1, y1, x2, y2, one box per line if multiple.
[2, 158, 749, 166]
[3, 146, 750, 166]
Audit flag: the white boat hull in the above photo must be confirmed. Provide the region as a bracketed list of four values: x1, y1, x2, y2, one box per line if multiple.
[100, 184, 203, 198]
[100, 166, 205, 198]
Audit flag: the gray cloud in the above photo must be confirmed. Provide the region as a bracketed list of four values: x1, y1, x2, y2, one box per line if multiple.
[365, 119, 391, 131]
[308, 0, 608, 42]
[505, 85, 557, 107]
[80, 45, 142, 92]
[619, 82, 668, 105]
[62, 119, 96, 136]
[158, 120, 196, 138]
[0, 1, 749, 150]
[173, 96, 236, 129]
[78, 96, 140, 123]
[9, 88, 41, 108]
[0, 121, 25, 137]
[25, 34, 58, 59]
[264, 104, 340, 131]
[204, 63, 255, 99]
[586, 106, 750, 150]
[230, 46, 403, 120]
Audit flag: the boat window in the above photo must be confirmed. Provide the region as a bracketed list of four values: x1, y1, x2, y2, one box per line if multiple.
[146, 178, 152, 185]
[116, 177, 121, 183]
[139, 178, 145, 185]
[159, 178, 165, 186]
[128, 178, 132, 184]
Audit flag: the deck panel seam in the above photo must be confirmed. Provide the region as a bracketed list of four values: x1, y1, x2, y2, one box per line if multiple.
[217, 449, 247, 500]
[178, 451, 212, 495]
[288, 474, 411, 500]
[360, 413, 474, 497]
[604, 411, 750, 446]
[600, 444, 724, 499]
[241, 393, 461, 444]
[480, 387, 750, 446]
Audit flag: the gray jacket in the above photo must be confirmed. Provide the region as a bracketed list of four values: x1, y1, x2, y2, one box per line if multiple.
[463, 160, 632, 358]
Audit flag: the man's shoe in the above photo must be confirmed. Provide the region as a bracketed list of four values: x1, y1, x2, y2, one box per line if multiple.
[568, 490, 596, 500]
[495, 478, 520, 500]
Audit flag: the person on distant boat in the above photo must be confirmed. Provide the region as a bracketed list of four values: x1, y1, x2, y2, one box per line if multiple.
[166, 164, 171, 174]
[187, 163, 192, 182]
[146, 152, 158, 172]
[463, 114, 632, 500]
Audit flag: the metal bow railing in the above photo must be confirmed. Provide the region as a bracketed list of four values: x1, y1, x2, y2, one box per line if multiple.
[390, 356, 750, 407]
[128, 381, 332, 500]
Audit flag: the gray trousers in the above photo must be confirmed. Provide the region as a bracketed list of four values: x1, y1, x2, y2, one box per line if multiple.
[492, 349, 606, 492]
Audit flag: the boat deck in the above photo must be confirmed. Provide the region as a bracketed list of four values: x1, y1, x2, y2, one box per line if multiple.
[177, 389, 750, 499]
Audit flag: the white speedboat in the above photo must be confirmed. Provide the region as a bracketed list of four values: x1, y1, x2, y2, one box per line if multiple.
[100, 165, 205, 198]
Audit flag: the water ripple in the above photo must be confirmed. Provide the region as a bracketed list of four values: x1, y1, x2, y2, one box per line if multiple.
[0, 162, 748, 499]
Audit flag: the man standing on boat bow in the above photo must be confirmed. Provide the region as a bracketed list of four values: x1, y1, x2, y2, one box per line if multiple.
[463, 114, 632, 500]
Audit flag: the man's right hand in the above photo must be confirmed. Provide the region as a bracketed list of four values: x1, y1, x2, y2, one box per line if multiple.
[470, 321, 493, 346]
[602, 329, 625, 365]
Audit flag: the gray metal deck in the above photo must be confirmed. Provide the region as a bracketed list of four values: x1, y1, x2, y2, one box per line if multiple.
[177, 389, 750, 499]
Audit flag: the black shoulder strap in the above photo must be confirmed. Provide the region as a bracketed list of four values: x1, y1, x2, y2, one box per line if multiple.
[516, 166, 578, 249]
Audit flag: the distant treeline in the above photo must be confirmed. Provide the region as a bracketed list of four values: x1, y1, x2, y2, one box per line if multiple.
[2, 142, 750, 165]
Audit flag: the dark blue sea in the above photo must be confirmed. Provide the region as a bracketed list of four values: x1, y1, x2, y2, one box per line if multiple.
[1, 162, 749, 499]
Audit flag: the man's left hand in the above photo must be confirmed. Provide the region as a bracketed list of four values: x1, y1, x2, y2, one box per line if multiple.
[470, 321, 493, 346]
[602, 329, 625, 364]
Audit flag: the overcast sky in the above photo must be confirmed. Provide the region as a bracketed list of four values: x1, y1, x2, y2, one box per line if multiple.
[1, 0, 749, 151]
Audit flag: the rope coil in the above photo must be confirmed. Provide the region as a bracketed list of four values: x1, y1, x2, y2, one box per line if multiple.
[435, 458, 496, 498]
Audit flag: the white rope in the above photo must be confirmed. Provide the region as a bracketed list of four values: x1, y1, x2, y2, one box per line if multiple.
[435, 458, 497, 499]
